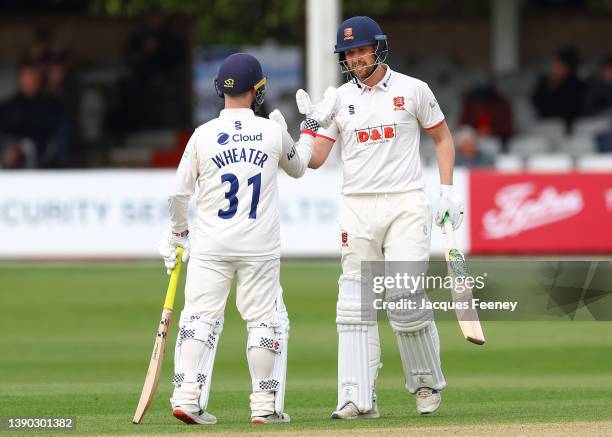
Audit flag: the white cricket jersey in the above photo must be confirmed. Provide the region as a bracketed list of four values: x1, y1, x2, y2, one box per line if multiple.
[318, 66, 445, 194]
[168, 108, 313, 259]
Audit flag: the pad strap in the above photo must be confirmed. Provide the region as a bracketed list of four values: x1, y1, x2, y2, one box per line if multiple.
[248, 335, 283, 353]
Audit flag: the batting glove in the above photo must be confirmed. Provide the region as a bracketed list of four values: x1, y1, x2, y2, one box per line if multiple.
[158, 230, 191, 274]
[435, 185, 464, 233]
[295, 86, 339, 130]
[269, 109, 288, 131]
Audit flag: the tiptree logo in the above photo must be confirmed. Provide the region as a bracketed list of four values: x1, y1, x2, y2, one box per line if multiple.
[217, 132, 230, 145]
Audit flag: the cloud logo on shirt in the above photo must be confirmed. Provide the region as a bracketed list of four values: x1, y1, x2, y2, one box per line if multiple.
[217, 132, 230, 145]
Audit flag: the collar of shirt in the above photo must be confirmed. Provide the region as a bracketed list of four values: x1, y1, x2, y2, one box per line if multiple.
[219, 108, 255, 118]
[357, 64, 394, 94]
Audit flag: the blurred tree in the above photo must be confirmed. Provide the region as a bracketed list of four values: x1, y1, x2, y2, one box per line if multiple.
[88, 0, 494, 47]
[90, 0, 305, 45]
[343, 0, 490, 16]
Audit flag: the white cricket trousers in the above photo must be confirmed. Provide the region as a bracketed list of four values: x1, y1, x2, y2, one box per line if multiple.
[183, 257, 281, 322]
[339, 189, 432, 273]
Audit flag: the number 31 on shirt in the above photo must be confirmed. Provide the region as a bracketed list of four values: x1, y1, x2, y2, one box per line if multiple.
[218, 172, 261, 220]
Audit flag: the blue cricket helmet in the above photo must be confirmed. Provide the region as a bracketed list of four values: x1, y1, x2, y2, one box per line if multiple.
[214, 53, 267, 107]
[334, 16, 388, 78]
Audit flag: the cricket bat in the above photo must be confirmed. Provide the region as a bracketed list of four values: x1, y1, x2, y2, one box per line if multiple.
[443, 215, 485, 345]
[132, 247, 184, 424]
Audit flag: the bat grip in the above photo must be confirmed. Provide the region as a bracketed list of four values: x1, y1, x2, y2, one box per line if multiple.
[163, 247, 183, 310]
[443, 213, 457, 247]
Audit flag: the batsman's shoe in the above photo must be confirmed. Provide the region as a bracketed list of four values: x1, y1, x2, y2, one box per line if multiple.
[331, 401, 379, 420]
[172, 406, 217, 425]
[416, 387, 441, 415]
[251, 412, 291, 424]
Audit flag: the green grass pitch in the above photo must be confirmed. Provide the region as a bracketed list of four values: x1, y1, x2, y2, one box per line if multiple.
[1, 260, 611, 435]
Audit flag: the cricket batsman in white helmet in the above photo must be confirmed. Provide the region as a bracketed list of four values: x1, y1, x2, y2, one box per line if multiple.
[158, 53, 337, 425]
[299, 16, 463, 418]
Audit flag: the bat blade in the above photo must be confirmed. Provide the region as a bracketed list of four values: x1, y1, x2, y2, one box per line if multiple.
[132, 308, 172, 424]
[445, 247, 486, 345]
[133, 248, 183, 424]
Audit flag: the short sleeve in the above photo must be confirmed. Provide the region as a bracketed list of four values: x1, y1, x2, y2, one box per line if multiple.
[316, 121, 339, 143]
[416, 82, 445, 130]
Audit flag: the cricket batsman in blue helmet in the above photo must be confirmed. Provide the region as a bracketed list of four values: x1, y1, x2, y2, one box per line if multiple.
[160, 53, 337, 425]
[297, 16, 464, 419]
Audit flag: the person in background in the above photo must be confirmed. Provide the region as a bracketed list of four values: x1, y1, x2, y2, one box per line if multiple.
[119, 7, 188, 130]
[584, 55, 612, 116]
[26, 27, 54, 65]
[454, 126, 495, 168]
[44, 50, 78, 166]
[0, 62, 64, 168]
[459, 82, 513, 146]
[531, 47, 585, 133]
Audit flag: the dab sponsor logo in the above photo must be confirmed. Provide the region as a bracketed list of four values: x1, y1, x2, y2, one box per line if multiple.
[354, 124, 396, 144]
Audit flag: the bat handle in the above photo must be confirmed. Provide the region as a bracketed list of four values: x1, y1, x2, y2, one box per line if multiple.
[443, 213, 457, 247]
[163, 247, 184, 310]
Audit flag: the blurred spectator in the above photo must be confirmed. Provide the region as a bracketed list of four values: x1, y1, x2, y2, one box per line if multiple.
[584, 55, 612, 116]
[596, 129, 612, 153]
[454, 126, 495, 168]
[531, 48, 585, 132]
[45, 50, 78, 163]
[113, 8, 188, 132]
[26, 27, 54, 65]
[0, 62, 65, 168]
[126, 9, 186, 80]
[459, 82, 513, 146]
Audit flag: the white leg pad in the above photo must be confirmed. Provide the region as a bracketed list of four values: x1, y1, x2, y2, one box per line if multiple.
[170, 312, 223, 410]
[391, 319, 446, 394]
[337, 275, 379, 413]
[247, 297, 289, 416]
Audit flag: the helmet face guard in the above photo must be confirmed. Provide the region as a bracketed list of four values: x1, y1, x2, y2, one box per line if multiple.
[214, 77, 224, 98]
[253, 77, 266, 109]
[338, 36, 388, 81]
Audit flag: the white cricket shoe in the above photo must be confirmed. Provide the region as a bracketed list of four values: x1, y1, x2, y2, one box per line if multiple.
[172, 405, 217, 425]
[251, 412, 291, 424]
[331, 400, 380, 420]
[416, 387, 441, 415]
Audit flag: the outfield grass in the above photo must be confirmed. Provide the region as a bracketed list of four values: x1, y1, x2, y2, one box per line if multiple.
[1, 260, 611, 435]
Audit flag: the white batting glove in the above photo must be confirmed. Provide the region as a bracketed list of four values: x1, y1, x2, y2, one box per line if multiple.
[435, 185, 464, 233]
[295, 89, 313, 115]
[158, 230, 191, 274]
[295, 86, 339, 130]
[269, 109, 288, 131]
